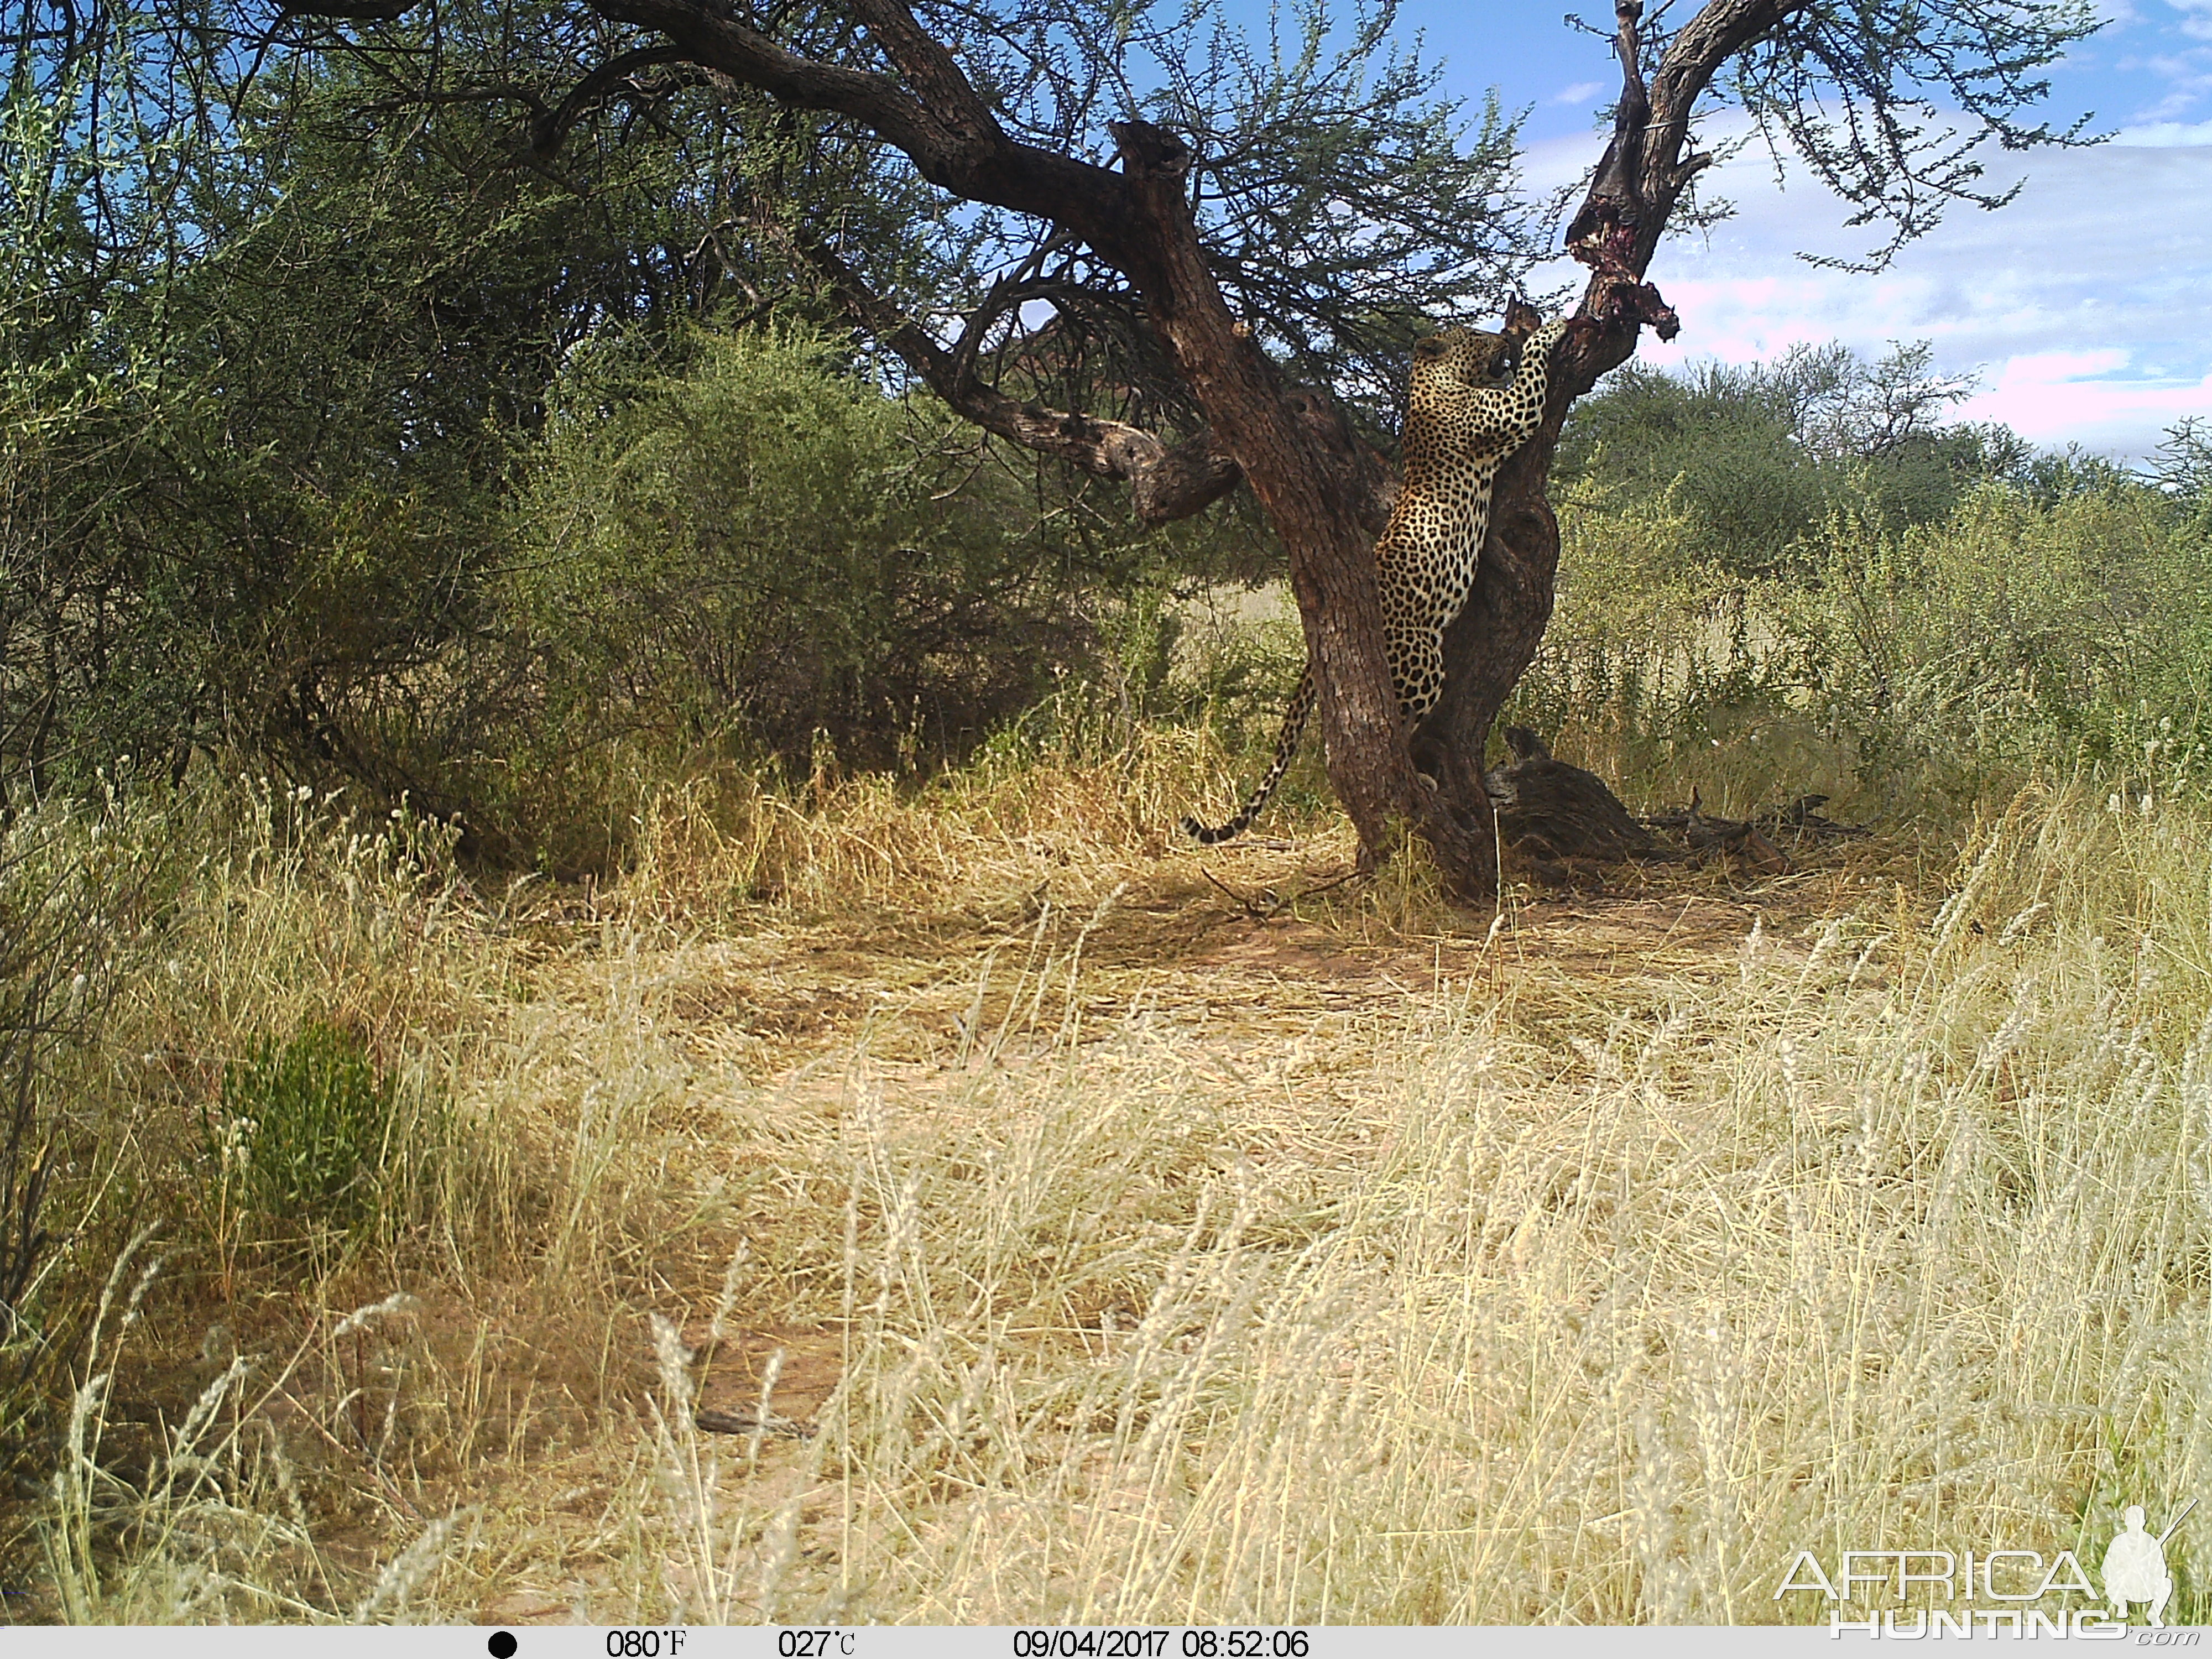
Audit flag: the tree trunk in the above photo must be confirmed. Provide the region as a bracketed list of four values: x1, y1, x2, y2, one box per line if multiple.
[1417, 1, 1709, 873]
[1417, 315, 1667, 869]
[1109, 121, 1494, 892]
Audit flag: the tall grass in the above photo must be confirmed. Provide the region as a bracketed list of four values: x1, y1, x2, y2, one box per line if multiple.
[580, 784, 2212, 1623]
[2, 775, 515, 1618]
[17, 755, 2212, 1623]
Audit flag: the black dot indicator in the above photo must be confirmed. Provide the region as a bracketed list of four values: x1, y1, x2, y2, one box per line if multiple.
[488, 1633, 518, 1658]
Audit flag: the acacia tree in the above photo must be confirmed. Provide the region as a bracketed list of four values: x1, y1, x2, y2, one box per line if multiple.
[264, 0, 2095, 896]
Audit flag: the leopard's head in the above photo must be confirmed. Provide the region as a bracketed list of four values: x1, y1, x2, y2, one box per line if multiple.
[1408, 326, 1516, 408]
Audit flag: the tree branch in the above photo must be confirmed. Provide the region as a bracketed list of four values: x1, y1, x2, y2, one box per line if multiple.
[588, 0, 1138, 254]
[529, 45, 695, 156]
[841, 0, 1005, 150]
[1556, 0, 1814, 382]
[1647, 0, 1800, 188]
[278, 0, 414, 18]
[787, 227, 1242, 525]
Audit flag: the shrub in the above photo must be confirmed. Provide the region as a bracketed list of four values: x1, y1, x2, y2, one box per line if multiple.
[1520, 460, 2212, 817]
[1554, 342, 2022, 580]
[504, 328, 1092, 777]
[203, 1021, 421, 1256]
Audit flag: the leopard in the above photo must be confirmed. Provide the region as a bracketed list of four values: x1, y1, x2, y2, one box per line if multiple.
[1181, 310, 1573, 845]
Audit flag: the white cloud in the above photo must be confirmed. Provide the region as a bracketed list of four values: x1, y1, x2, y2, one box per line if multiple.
[1955, 354, 2212, 446]
[2128, 87, 2212, 119]
[1548, 80, 1606, 107]
[1516, 124, 2212, 458]
[2113, 117, 2212, 140]
[2114, 47, 2212, 90]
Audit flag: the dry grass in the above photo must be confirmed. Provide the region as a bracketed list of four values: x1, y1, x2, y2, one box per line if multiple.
[7, 739, 2212, 1625]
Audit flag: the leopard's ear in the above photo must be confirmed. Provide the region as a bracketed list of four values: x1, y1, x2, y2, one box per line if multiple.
[1411, 335, 1448, 360]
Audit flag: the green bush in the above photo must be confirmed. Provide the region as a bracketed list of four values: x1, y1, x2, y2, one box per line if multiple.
[1554, 342, 2028, 580]
[1521, 457, 2212, 816]
[503, 328, 1094, 787]
[205, 1022, 415, 1247]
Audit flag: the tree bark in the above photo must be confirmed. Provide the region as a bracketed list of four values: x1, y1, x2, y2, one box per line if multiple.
[1421, 0, 1760, 868]
[1107, 121, 1433, 867]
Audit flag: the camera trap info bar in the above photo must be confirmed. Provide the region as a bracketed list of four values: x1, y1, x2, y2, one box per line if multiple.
[0, 1625, 2121, 1658]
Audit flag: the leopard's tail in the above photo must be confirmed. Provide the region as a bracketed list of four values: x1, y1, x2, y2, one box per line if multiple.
[1180, 670, 1317, 845]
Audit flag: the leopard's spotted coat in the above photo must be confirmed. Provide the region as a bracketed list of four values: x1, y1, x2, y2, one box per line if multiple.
[1183, 314, 1572, 844]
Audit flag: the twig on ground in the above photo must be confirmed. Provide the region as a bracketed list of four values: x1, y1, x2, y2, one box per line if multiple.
[1294, 869, 1366, 904]
[1199, 865, 1280, 920]
[695, 1407, 816, 1439]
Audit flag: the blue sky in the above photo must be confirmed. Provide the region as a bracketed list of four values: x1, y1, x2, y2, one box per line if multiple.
[1378, 2, 2212, 458]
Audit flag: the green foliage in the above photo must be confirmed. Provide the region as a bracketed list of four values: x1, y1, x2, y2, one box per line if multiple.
[500, 327, 1099, 823]
[2, 44, 551, 804]
[1, 12, 939, 819]
[1813, 485, 2179, 752]
[1524, 452, 2212, 816]
[205, 1022, 414, 1247]
[1554, 341, 2023, 577]
[3, 8, 1277, 857]
[1559, 372, 1833, 577]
